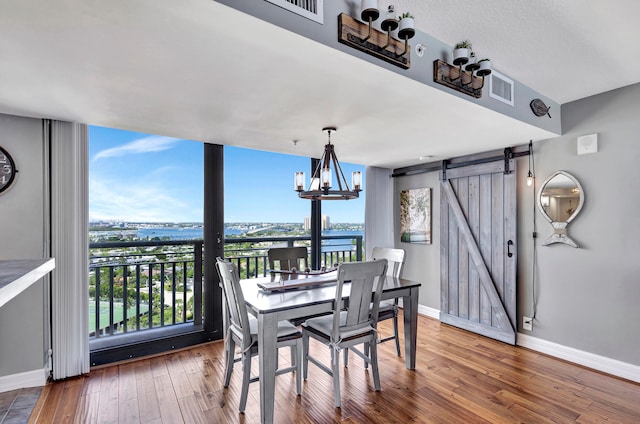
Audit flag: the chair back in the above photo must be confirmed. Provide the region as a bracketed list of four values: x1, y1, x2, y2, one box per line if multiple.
[268, 246, 308, 271]
[371, 247, 405, 278]
[216, 257, 252, 344]
[333, 259, 388, 341]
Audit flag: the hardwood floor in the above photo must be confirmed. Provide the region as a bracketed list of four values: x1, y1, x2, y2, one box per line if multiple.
[29, 314, 640, 423]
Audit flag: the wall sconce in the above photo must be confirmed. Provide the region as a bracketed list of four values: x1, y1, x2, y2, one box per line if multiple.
[541, 195, 550, 208]
[337, 2, 416, 69]
[434, 40, 492, 98]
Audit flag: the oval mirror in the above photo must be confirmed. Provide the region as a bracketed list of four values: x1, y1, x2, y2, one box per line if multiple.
[537, 170, 584, 247]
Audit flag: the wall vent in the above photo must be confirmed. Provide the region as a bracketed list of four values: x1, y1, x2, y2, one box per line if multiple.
[490, 70, 514, 106]
[265, 0, 324, 24]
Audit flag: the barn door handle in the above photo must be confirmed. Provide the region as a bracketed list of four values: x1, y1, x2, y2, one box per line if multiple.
[507, 240, 514, 258]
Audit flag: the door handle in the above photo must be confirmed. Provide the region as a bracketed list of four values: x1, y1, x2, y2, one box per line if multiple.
[507, 240, 514, 258]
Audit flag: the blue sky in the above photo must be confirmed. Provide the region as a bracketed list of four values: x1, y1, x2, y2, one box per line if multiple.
[89, 126, 365, 223]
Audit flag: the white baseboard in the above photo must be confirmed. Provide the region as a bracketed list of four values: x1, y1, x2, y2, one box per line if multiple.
[517, 333, 640, 383]
[415, 307, 640, 383]
[0, 368, 47, 394]
[418, 304, 440, 320]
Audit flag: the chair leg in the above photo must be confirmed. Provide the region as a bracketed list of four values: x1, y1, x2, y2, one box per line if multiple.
[331, 348, 342, 408]
[223, 335, 235, 387]
[363, 342, 369, 369]
[302, 333, 309, 380]
[294, 340, 302, 395]
[393, 314, 401, 356]
[239, 352, 251, 413]
[369, 341, 381, 392]
[343, 347, 349, 367]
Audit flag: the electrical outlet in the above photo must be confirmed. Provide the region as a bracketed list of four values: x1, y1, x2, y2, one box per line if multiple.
[523, 316, 533, 331]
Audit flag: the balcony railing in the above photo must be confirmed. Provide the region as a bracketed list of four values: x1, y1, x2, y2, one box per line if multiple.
[89, 234, 362, 340]
[89, 240, 203, 339]
[224, 235, 363, 279]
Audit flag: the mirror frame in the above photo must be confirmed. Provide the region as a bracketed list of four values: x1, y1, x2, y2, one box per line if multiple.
[536, 170, 584, 247]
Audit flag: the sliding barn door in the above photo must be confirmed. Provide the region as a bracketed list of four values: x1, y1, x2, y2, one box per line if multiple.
[440, 159, 517, 344]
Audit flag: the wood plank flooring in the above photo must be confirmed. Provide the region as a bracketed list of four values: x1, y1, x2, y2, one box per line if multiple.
[28, 314, 640, 423]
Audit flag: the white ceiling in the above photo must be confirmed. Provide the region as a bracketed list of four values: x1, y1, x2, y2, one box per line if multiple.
[0, 0, 638, 169]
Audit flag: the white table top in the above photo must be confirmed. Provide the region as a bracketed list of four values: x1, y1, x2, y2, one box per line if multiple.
[241, 274, 420, 315]
[0, 258, 55, 308]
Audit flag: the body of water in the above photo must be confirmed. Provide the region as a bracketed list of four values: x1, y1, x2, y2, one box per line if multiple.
[92, 227, 364, 251]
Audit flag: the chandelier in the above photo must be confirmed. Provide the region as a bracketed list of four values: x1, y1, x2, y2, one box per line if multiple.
[294, 127, 362, 200]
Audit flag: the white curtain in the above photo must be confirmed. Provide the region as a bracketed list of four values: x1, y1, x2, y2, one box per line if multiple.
[50, 121, 90, 379]
[364, 166, 395, 259]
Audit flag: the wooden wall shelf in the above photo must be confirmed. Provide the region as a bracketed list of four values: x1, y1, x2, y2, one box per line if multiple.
[433, 60, 485, 98]
[338, 13, 411, 69]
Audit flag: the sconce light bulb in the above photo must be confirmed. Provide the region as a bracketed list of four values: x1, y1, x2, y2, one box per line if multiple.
[526, 171, 534, 187]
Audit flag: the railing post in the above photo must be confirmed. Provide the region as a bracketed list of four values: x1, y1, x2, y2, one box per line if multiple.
[95, 267, 101, 338]
[356, 236, 363, 262]
[194, 241, 203, 326]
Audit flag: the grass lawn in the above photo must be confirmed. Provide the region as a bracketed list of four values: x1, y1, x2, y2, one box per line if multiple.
[89, 301, 149, 334]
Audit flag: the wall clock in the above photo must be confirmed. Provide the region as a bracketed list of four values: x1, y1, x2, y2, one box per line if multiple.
[0, 146, 17, 194]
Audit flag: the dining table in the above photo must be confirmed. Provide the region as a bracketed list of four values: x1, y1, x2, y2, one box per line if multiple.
[240, 270, 421, 424]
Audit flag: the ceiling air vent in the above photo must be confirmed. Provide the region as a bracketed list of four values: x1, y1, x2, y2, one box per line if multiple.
[489, 70, 514, 106]
[265, 0, 324, 24]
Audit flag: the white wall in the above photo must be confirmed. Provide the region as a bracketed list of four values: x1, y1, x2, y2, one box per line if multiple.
[0, 113, 48, 377]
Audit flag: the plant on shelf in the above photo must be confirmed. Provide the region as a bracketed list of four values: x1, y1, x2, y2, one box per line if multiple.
[397, 12, 415, 40]
[453, 40, 472, 65]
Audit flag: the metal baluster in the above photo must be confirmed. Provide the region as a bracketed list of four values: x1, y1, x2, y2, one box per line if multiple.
[108, 267, 115, 336]
[172, 262, 177, 325]
[122, 265, 128, 333]
[160, 263, 165, 327]
[148, 264, 153, 329]
[95, 267, 101, 338]
[136, 265, 141, 331]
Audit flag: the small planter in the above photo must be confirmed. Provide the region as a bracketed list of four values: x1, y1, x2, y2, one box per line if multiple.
[398, 17, 415, 38]
[360, 0, 379, 22]
[397, 13, 415, 40]
[476, 59, 492, 76]
[453, 40, 472, 66]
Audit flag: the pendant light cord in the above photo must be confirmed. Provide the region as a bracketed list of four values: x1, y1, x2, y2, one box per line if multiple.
[530, 141, 537, 321]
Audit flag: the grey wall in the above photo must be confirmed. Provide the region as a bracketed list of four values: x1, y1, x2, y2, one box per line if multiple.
[216, 0, 560, 134]
[393, 171, 441, 309]
[394, 82, 640, 367]
[0, 113, 48, 377]
[517, 82, 640, 366]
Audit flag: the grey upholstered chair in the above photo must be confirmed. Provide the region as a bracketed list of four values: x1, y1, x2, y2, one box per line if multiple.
[216, 257, 302, 413]
[301, 259, 388, 408]
[267, 246, 309, 272]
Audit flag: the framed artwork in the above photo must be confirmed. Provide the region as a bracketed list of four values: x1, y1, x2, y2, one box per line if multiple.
[400, 188, 431, 244]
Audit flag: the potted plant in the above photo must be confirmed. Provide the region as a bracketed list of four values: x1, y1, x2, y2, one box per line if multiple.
[453, 40, 472, 65]
[476, 58, 492, 76]
[397, 12, 415, 39]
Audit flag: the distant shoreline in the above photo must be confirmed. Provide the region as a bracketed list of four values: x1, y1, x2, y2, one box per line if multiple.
[89, 222, 364, 242]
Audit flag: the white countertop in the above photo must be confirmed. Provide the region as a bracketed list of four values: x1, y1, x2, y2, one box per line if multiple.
[0, 258, 55, 308]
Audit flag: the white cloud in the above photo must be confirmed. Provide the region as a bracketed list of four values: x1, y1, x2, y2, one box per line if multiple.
[89, 177, 202, 222]
[93, 136, 182, 161]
